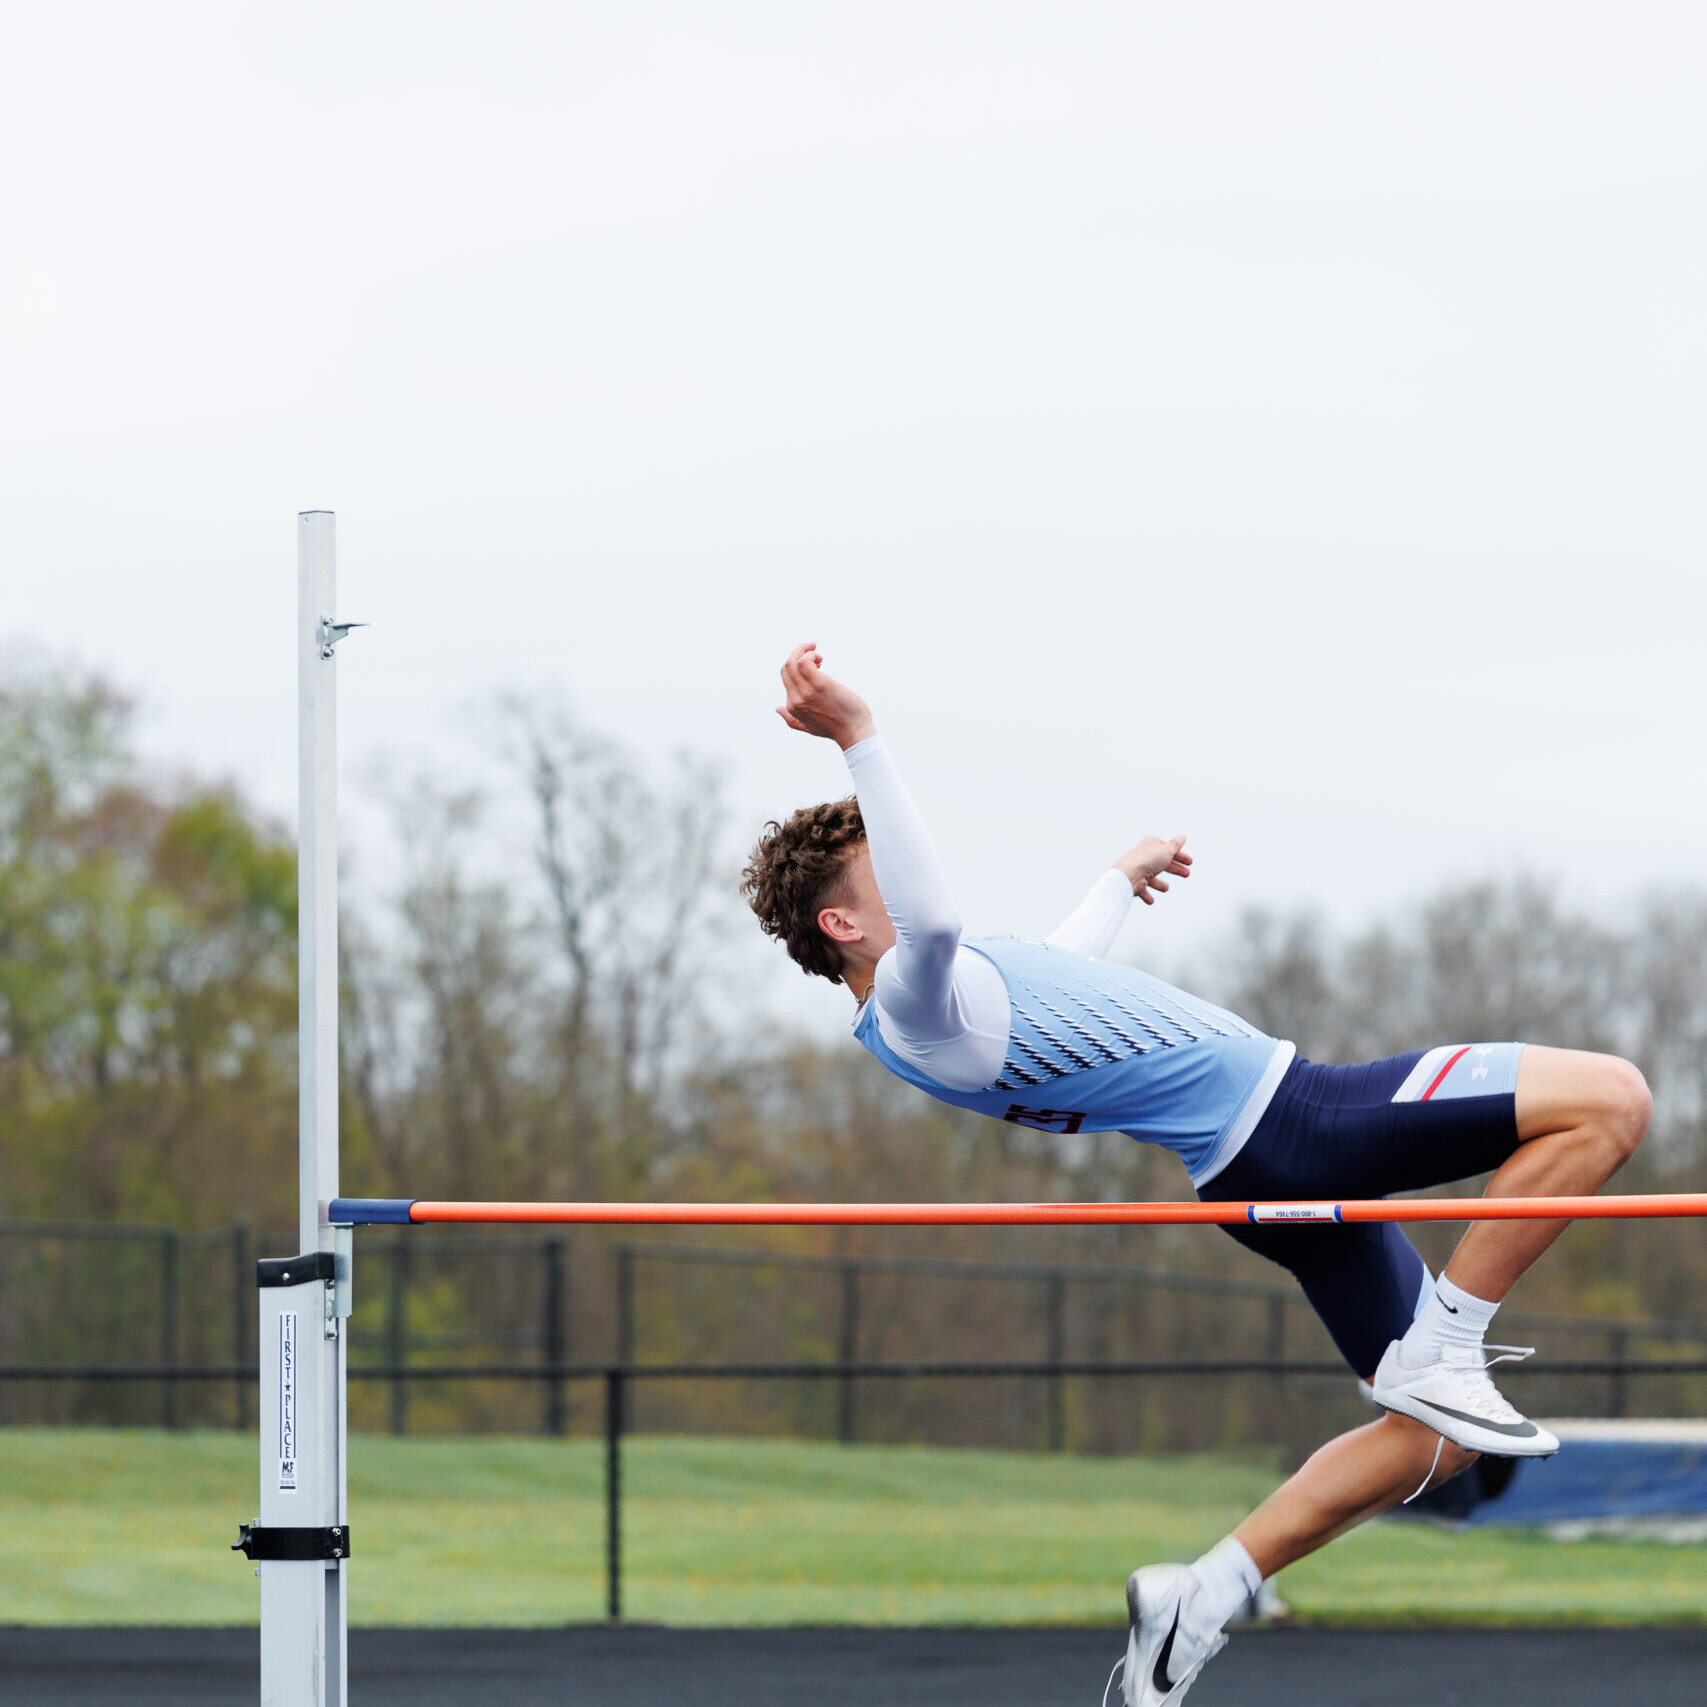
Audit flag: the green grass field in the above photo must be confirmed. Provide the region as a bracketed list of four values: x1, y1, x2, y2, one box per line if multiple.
[2, 1428, 1703, 1626]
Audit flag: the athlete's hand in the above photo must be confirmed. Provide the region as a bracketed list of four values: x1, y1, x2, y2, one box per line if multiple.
[1116, 835, 1191, 905]
[776, 643, 877, 751]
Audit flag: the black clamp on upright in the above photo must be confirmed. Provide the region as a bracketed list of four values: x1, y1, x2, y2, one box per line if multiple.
[233, 1523, 351, 1561]
[257, 1252, 337, 1288]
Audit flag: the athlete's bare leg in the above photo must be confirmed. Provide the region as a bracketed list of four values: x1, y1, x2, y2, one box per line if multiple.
[1231, 1047, 1649, 1577]
[1236, 1411, 1478, 1573]
[1443, 1045, 1650, 1299]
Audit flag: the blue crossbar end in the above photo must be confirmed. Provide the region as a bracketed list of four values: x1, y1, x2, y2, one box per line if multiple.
[328, 1198, 417, 1225]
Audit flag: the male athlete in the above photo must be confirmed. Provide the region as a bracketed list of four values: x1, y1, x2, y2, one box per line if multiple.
[743, 643, 1652, 1706]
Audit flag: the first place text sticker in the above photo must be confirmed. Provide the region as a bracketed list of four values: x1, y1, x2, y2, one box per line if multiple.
[278, 1310, 298, 1493]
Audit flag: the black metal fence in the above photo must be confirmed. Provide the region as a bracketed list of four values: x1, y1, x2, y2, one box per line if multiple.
[7, 1215, 1707, 1619]
[612, 1241, 1295, 1450]
[606, 1238, 1707, 1446]
[0, 1219, 255, 1430]
[5, 1217, 1707, 1451]
[475, 1353, 1707, 1621]
[11, 1351, 1707, 1621]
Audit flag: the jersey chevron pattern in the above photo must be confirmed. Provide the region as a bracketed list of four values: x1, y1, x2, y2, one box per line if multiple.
[854, 934, 1291, 1182]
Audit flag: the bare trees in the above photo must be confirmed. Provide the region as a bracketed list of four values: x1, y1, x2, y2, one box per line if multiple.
[342, 692, 730, 1205]
[342, 782, 535, 1203]
[4, 656, 1703, 1337]
[1221, 882, 1633, 1073]
[500, 695, 727, 1179]
[1630, 894, 1707, 1169]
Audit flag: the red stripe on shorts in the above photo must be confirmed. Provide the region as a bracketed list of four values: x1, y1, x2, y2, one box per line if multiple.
[1420, 1045, 1472, 1102]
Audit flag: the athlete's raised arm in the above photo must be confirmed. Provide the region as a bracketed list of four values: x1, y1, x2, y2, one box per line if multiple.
[777, 643, 965, 1035]
[1046, 836, 1192, 959]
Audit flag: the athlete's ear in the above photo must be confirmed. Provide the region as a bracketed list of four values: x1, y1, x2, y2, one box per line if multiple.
[817, 905, 862, 947]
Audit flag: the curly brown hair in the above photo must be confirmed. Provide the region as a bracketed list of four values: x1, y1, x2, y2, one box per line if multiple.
[741, 797, 866, 983]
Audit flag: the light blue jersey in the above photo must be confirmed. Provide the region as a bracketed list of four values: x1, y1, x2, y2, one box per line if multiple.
[853, 934, 1293, 1183]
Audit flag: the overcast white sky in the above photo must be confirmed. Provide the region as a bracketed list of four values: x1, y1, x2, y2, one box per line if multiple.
[4, 4, 1704, 1027]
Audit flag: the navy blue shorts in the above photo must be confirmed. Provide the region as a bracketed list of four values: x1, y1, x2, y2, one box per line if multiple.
[1197, 1048, 1524, 1377]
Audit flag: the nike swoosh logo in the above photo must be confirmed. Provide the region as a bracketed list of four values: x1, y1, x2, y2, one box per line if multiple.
[1440, 1301, 1459, 1314]
[1152, 1605, 1182, 1695]
[1410, 1397, 1539, 1438]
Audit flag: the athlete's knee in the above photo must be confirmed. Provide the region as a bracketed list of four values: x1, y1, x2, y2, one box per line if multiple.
[1594, 1057, 1652, 1167]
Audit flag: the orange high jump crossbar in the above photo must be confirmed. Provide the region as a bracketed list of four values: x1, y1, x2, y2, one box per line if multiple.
[329, 1194, 1707, 1227]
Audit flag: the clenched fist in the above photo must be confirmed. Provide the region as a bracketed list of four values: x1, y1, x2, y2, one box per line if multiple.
[776, 643, 877, 752]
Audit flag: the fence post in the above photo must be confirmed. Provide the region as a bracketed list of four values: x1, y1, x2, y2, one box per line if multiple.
[544, 1236, 567, 1437]
[160, 1231, 181, 1430]
[837, 1261, 860, 1445]
[232, 1224, 252, 1431]
[1609, 1325, 1629, 1418]
[388, 1240, 410, 1436]
[0, 1230, 9, 1428]
[615, 1244, 636, 1366]
[1045, 1269, 1066, 1451]
[605, 1367, 625, 1623]
[1267, 1292, 1286, 1418]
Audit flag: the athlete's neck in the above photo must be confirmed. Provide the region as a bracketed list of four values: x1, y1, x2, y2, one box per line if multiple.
[841, 946, 882, 1008]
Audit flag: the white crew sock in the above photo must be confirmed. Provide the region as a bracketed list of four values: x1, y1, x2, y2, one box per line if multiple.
[1186, 1535, 1263, 1634]
[1398, 1273, 1500, 1367]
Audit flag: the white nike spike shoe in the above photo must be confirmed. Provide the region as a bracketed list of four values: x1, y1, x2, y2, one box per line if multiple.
[1370, 1339, 1559, 1457]
[1113, 1564, 1228, 1707]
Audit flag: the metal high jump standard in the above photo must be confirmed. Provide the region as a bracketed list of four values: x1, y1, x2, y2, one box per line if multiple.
[240, 513, 359, 1706]
[248, 512, 1707, 1705]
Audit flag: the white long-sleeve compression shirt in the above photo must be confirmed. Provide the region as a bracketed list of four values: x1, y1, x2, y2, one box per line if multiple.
[842, 735, 1136, 1092]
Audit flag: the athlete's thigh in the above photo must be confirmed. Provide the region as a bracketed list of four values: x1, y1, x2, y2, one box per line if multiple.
[1514, 1044, 1645, 1142]
[1211, 1050, 1521, 1200]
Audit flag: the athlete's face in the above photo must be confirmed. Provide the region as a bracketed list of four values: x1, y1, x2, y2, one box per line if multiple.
[817, 844, 897, 968]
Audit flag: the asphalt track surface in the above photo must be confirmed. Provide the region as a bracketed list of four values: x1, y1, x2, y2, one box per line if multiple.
[4, 1626, 1706, 1705]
